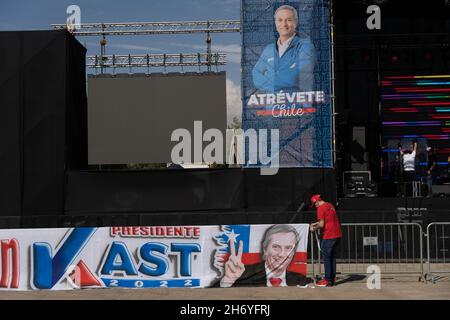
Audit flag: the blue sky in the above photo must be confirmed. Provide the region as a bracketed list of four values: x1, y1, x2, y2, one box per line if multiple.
[0, 0, 243, 123]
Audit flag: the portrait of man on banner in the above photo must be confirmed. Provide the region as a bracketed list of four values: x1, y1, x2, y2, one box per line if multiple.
[252, 4, 316, 93]
[242, 0, 333, 168]
[212, 224, 311, 288]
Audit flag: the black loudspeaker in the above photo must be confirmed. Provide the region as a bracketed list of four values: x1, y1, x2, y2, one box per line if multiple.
[351, 126, 368, 171]
[343, 171, 377, 198]
[432, 184, 450, 197]
[0, 30, 87, 216]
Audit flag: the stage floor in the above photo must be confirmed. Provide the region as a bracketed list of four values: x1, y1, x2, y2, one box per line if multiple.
[337, 196, 450, 212]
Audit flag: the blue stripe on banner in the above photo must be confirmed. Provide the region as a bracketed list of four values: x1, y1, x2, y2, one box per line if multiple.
[225, 225, 250, 253]
[51, 228, 96, 286]
[101, 278, 200, 288]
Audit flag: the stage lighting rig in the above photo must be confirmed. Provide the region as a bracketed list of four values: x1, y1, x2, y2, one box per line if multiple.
[52, 20, 240, 71]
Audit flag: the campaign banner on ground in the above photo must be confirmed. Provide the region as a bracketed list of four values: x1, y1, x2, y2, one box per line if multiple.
[241, 0, 332, 168]
[0, 224, 309, 290]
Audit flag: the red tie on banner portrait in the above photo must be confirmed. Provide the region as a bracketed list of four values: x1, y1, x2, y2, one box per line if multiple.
[269, 277, 282, 287]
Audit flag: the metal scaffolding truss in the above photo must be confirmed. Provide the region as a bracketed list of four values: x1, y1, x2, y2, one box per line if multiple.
[52, 20, 241, 36]
[86, 53, 226, 69]
[52, 20, 238, 71]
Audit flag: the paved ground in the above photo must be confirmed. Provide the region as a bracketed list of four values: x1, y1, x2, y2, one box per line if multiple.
[1, 275, 449, 300]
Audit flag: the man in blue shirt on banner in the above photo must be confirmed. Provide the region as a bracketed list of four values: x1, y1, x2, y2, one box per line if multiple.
[249, 4, 318, 167]
[252, 4, 315, 93]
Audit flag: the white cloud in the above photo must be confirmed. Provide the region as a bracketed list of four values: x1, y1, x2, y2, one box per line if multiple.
[84, 41, 161, 52]
[226, 79, 242, 126]
[211, 44, 241, 64]
[106, 43, 162, 51]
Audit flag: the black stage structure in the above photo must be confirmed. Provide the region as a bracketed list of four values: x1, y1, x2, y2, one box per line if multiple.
[0, 29, 338, 227]
[334, 0, 450, 195]
[0, 30, 87, 219]
[64, 168, 336, 215]
[0, 1, 449, 229]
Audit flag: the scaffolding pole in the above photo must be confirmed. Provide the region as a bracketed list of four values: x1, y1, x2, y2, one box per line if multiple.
[51, 20, 241, 36]
[86, 53, 226, 69]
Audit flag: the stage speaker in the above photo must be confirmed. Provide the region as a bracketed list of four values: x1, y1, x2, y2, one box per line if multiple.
[0, 30, 87, 216]
[343, 171, 377, 197]
[432, 184, 450, 197]
[351, 126, 368, 171]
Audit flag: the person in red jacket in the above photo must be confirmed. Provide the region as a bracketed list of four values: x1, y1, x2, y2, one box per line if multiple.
[309, 194, 342, 287]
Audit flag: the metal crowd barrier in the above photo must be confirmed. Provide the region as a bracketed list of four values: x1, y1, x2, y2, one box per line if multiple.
[308, 231, 319, 280]
[308, 223, 425, 281]
[425, 222, 450, 283]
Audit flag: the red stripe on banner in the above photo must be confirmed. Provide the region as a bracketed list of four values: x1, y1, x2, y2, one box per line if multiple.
[287, 252, 308, 275]
[214, 253, 261, 265]
[241, 253, 261, 264]
[222, 252, 308, 275]
[288, 264, 307, 275]
[256, 108, 317, 116]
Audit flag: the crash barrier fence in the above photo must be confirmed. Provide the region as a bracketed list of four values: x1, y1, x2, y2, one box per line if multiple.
[307, 223, 425, 281]
[425, 223, 450, 283]
[308, 222, 450, 283]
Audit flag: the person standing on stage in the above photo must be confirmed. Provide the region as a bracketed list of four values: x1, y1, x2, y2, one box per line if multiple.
[309, 194, 342, 287]
[399, 140, 418, 183]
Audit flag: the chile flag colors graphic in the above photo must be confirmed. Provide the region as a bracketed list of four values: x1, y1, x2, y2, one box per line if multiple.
[213, 224, 309, 277]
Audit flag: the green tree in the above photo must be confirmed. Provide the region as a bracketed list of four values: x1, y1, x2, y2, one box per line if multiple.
[228, 116, 242, 129]
[127, 163, 167, 169]
[209, 162, 228, 169]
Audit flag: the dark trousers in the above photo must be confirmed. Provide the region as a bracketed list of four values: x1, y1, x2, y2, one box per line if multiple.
[402, 171, 416, 196]
[321, 238, 339, 282]
[404, 171, 416, 183]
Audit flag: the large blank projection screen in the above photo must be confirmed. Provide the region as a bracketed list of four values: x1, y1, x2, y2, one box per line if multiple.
[88, 72, 226, 164]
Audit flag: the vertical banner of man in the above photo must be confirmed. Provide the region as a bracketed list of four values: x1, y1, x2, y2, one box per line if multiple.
[241, 0, 333, 168]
